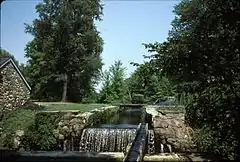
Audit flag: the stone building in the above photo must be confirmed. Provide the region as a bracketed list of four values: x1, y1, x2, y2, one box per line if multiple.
[0, 57, 31, 111]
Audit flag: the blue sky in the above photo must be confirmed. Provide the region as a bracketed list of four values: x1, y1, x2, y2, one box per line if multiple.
[1, 0, 179, 90]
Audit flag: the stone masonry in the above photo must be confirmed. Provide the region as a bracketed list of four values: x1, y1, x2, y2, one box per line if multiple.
[146, 106, 196, 153]
[0, 63, 30, 111]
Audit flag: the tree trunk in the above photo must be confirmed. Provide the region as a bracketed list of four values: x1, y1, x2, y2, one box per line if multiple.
[128, 89, 132, 102]
[61, 73, 68, 102]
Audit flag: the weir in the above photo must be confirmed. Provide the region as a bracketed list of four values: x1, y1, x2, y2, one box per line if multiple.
[1, 105, 177, 162]
[79, 128, 136, 152]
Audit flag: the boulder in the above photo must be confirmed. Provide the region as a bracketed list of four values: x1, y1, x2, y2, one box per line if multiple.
[13, 130, 24, 149]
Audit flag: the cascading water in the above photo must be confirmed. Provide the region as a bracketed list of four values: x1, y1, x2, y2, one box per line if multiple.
[146, 130, 155, 154]
[62, 107, 174, 155]
[79, 128, 137, 152]
[146, 130, 173, 154]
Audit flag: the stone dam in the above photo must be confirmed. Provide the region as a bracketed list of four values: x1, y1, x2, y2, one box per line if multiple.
[1, 105, 218, 162]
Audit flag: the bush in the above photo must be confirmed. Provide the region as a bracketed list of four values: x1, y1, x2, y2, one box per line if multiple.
[194, 125, 238, 160]
[21, 112, 64, 151]
[0, 109, 36, 149]
[185, 85, 240, 160]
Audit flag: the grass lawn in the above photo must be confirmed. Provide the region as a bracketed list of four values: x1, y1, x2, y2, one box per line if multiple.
[36, 102, 108, 112]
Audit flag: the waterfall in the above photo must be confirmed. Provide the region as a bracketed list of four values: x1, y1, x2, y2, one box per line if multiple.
[79, 128, 137, 152]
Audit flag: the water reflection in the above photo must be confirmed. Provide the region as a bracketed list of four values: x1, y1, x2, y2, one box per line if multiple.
[99, 107, 144, 128]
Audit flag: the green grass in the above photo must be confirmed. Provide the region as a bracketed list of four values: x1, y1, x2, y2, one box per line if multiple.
[38, 102, 108, 112]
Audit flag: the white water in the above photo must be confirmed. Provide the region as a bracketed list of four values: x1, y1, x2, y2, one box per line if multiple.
[79, 128, 137, 152]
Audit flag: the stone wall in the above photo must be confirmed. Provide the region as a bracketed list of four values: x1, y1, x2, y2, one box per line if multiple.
[11, 106, 120, 150]
[0, 64, 30, 111]
[54, 106, 120, 147]
[146, 107, 196, 153]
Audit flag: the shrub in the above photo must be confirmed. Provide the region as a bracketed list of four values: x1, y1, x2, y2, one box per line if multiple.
[194, 125, 238, 160]
[21, 112, 64, 151]
[0, 109, 36, 150]
[186, 85, 240, 160]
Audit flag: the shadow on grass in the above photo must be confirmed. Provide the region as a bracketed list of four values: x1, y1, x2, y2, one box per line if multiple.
[0, 150, 123, 162]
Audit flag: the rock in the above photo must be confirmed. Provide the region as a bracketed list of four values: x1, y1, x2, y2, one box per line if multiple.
[75, 129, 82, 136]
[13, 130, 24, 149]
[59, 134, 64, 140]
[173, 120, 181, 128]
[75, 113, 84, 118]
[62, 126, 70, 133]
[58, 121, 64, 126]
[70, 118, 81, 124]
[62, 112, 74, 120]
[167, 138, 176, 144]
[146, 106, 195, 152]
[15, 130, 24, 137]
[153, 119, 169, 128]
[53, 129, 59, 138]
[13, 137, 20, 147]
[73, 124, 84, 135]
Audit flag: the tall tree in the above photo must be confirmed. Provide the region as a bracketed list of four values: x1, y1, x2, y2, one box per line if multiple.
[25, 0, 103, 102]
[128, 61, 174, 103]
[145, 0, 240, 159]
[99, 60, 127, 103]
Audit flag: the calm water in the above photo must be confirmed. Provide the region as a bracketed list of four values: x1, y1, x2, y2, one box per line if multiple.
[95, 107, 145, 129]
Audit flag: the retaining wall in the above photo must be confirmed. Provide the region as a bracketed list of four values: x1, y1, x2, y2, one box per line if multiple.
[145, 106, 196, 153]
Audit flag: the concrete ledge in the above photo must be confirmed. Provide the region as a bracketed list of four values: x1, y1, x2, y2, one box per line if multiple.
[144, 153, 217, 161]
[1, 150, 124, 162]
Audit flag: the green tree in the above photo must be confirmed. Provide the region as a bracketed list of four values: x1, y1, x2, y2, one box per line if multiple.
[98, 70, 112, 103]
[128, 61, 175, 103]
[145, 0, 240, 159]
[99, 60, 127, 103]
[25, 0, 103, 102]
[0, 48, 19, 66]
